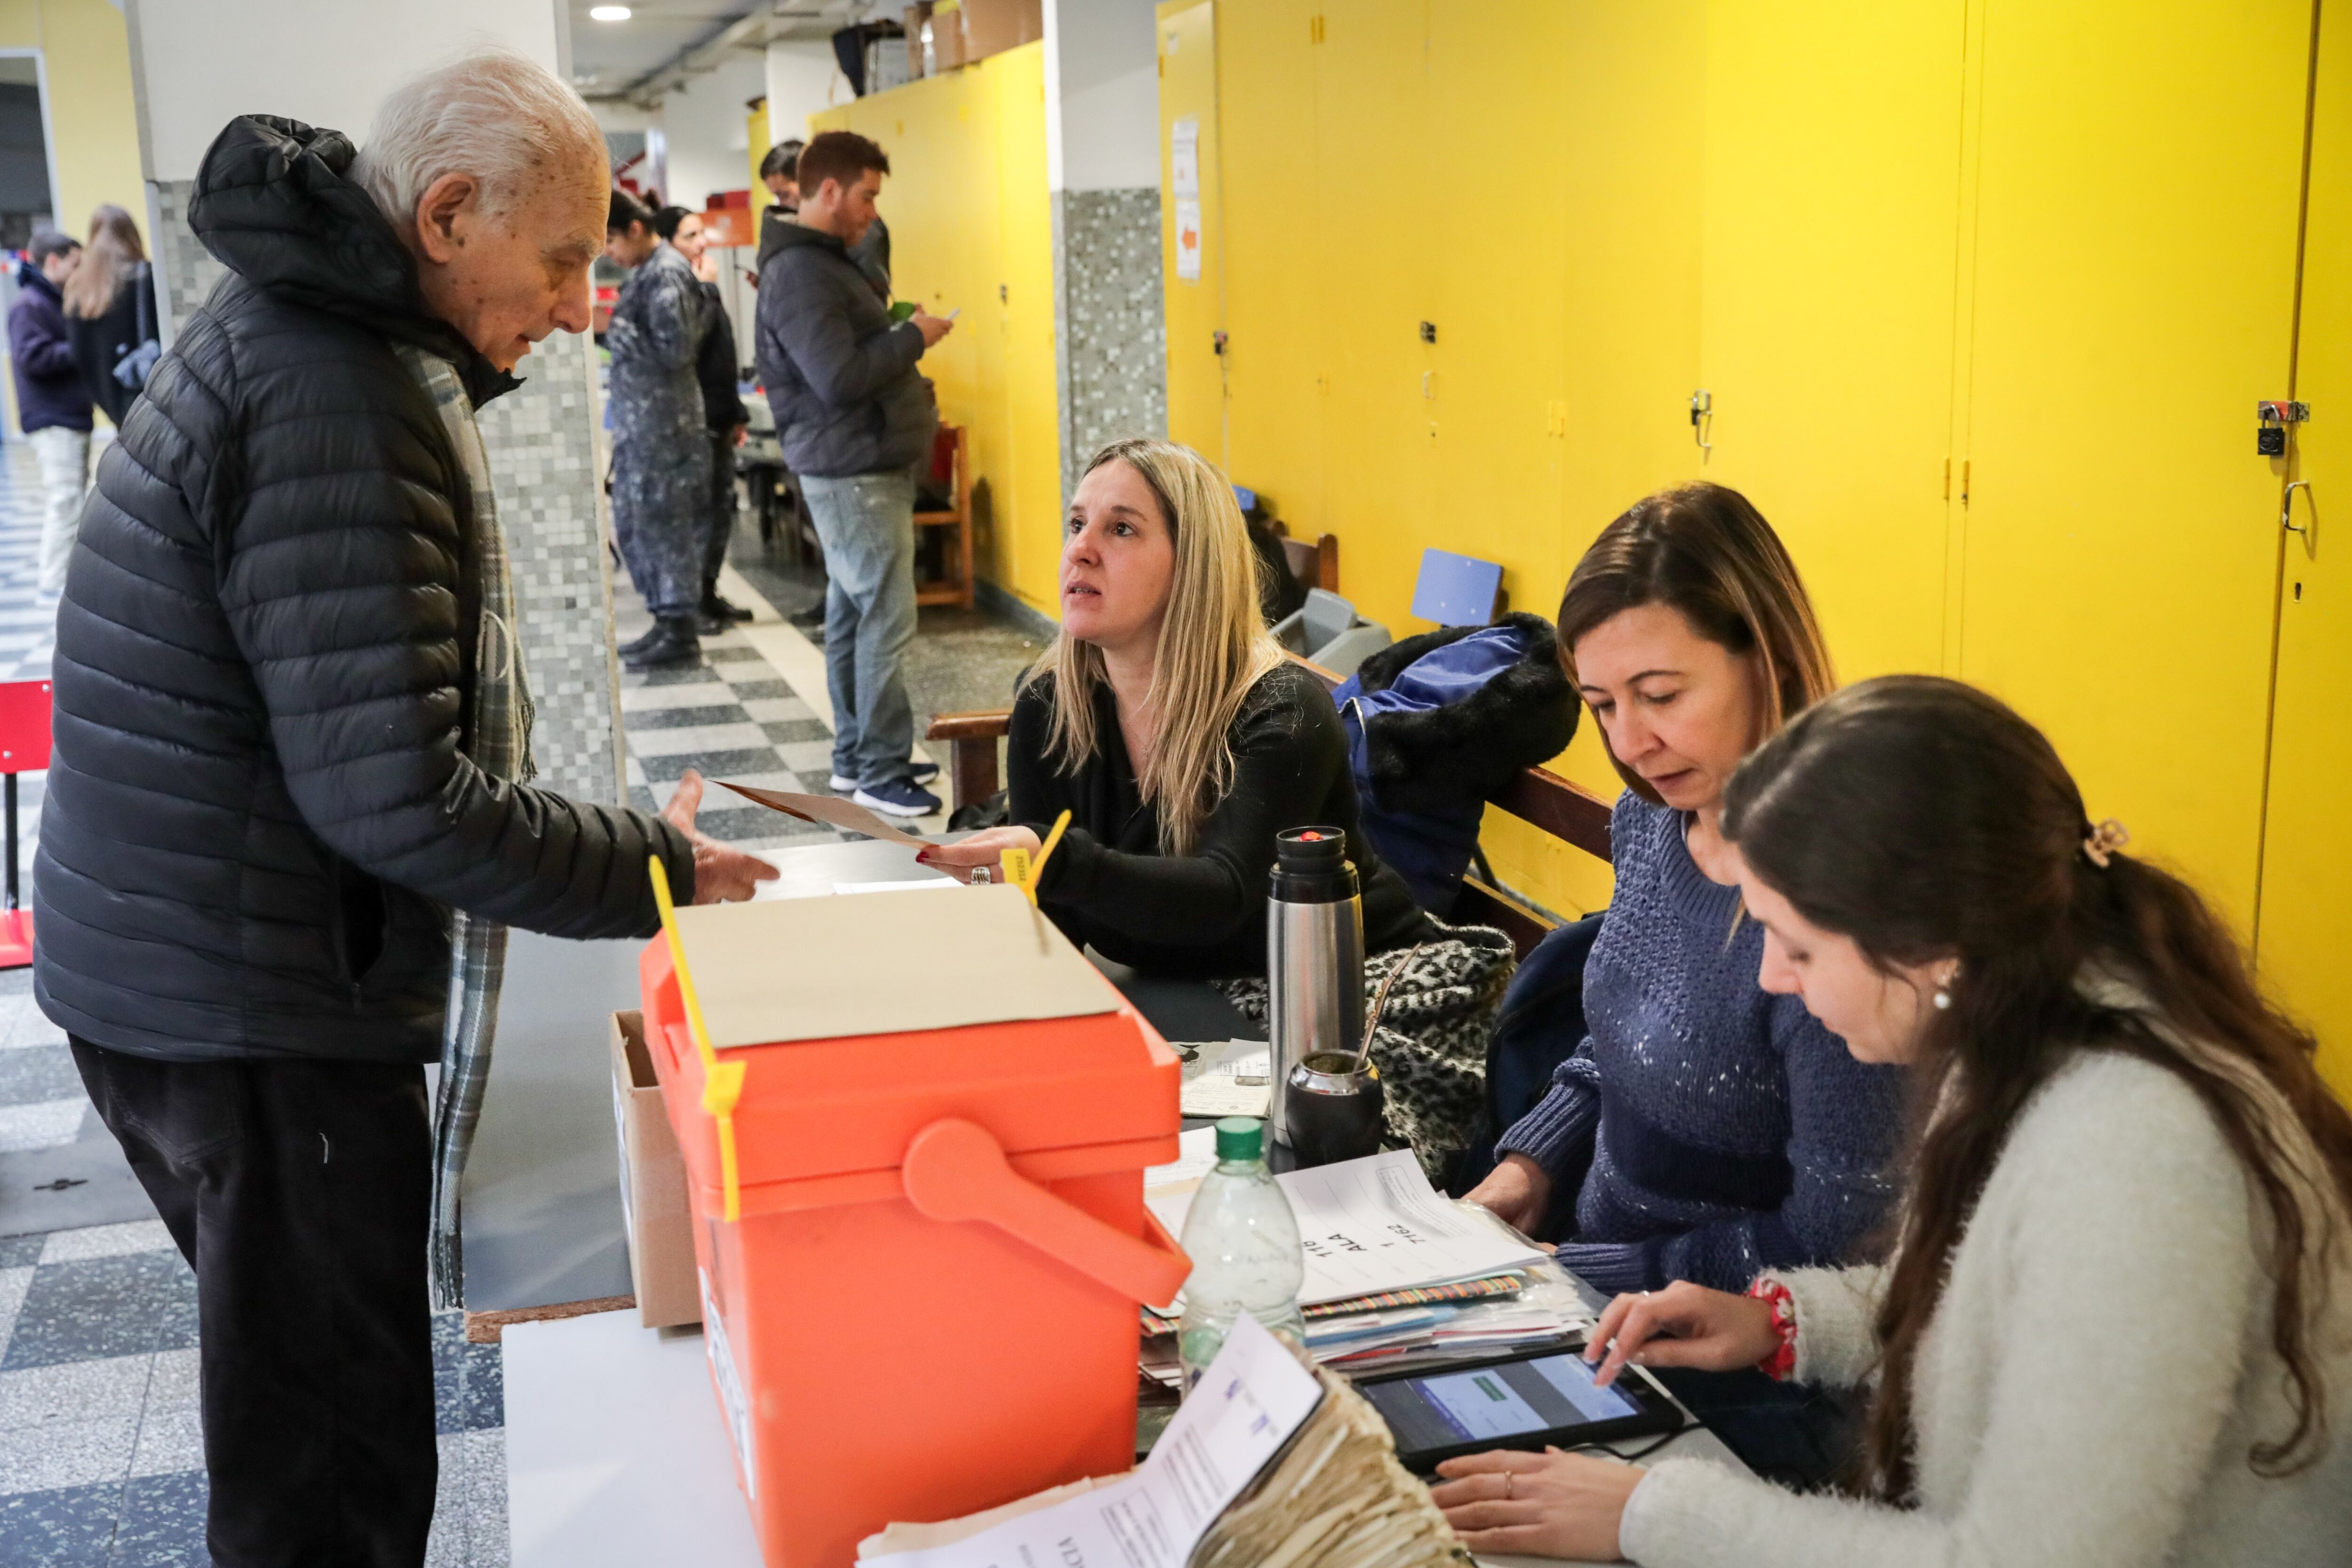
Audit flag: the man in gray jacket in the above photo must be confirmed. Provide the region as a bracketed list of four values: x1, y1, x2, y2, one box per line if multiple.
[755, 130, 952, 817]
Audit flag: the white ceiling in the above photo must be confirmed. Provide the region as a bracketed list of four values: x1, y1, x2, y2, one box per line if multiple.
[567, 0, 889, 102]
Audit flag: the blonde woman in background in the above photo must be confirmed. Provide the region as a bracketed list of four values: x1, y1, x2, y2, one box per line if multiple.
[64, 204, 159, 429]
[924, 439, 1513, 1168]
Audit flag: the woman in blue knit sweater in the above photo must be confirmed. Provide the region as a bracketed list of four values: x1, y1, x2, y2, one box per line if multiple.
[1464, 484, 1905, 1478]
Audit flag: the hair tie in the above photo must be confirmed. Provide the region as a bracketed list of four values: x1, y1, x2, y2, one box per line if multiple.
[2081, 818, 2130, 869]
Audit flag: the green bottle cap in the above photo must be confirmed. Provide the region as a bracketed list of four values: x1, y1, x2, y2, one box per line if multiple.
[1214, 1117, 1263, 1162]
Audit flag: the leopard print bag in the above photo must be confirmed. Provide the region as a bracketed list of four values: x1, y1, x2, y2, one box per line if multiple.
[1216, 920, 1517, 1185]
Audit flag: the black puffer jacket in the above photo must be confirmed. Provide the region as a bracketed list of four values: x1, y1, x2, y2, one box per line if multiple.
[33, 116, 696, 1064]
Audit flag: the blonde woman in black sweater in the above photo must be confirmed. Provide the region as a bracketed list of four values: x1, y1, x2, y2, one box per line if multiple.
[922, 438, 1428, 972]
[923, 439, 1514, 1165]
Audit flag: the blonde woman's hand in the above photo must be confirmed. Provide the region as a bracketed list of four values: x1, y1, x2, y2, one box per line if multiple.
[1463, 1152, 1554, 1234]
[1583, 1280, 1780, 1388]
[1430, 1448, 1644, 1560]
[915, 825, 1041, 884]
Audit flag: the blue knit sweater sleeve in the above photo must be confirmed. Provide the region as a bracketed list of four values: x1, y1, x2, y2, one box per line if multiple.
[1494, 1039, 1602, 1172]
[1558, 995, 1905, 1295]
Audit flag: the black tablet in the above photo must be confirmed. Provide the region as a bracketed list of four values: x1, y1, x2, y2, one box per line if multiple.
[1351, 1344, 1685, 1472]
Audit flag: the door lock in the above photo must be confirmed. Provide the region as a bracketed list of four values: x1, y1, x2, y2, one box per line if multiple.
[2258, 400, 2309, 457]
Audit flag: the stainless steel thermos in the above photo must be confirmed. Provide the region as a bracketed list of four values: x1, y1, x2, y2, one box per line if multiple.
[1266, 826, 1365, 1148]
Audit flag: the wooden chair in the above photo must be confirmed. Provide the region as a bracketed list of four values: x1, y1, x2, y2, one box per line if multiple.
[1268, 520, 1341, 595]
[922, 653, 1608, 957]
[915, 424, 975, 611]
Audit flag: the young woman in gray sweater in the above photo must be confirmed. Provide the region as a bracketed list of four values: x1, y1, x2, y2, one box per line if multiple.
[1434, 677, 2352, 1565]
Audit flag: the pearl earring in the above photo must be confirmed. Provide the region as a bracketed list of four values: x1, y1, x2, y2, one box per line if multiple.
[1932, 988, 1952, 1011]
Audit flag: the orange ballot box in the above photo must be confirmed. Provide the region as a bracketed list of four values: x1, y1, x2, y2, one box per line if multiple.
[637, 877, 1191, 1568]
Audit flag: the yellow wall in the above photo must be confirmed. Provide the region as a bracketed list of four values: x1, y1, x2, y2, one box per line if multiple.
[812, 46, 1062, 615]
[1168, 0, 2346, 1077]
[0, 0, 143, 235]
[2257, 0, 2352, 1089]
[0, 0, 142, 433]
[747, 99, 771, 216]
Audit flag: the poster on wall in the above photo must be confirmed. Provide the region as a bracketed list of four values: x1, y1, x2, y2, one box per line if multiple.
[1171, 117, 1200, 198]
[1175, 199, 1203, 282]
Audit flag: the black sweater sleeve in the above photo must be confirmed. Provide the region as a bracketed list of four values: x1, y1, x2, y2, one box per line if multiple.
[1010, 673, 1345, 952]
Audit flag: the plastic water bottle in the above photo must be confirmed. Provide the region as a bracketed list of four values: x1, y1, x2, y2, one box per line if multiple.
[1177, 1116, 1307, 1387]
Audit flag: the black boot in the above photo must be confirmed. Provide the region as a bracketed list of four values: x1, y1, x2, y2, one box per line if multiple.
[701, 585, 755, 624]
[617, 623, 663, 657]
[622, 616, 702, 671]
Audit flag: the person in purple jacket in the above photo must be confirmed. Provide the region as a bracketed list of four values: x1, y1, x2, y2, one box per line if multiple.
[1463, 482, 1907, 1487]
[8, 230, 93, 595]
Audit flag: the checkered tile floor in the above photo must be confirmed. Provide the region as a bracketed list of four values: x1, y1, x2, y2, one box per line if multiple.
[616, 628, 849, 849]
[0, 440, 915, 1564]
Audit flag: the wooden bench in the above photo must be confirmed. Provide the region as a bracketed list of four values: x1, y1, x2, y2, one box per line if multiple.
[922, 655, 1611, 958]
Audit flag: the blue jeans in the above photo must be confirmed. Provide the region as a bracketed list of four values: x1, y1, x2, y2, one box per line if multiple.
[802, 470, 917, 788]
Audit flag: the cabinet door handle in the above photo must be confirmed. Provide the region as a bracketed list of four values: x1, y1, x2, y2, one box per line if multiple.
[2283, 479, 2312, 536]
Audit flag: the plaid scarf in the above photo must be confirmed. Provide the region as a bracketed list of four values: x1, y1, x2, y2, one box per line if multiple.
[396, 345, 537, 1310]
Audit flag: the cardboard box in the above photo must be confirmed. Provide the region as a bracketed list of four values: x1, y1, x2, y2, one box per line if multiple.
[905, 2, 932, 79]
[930, 0, 969, 72]
[960, 0, 1041, 61]
[610, 1010, 700, 1329]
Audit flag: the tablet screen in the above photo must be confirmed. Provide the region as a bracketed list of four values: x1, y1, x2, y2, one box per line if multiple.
[1360, 1352, 1642, 1451]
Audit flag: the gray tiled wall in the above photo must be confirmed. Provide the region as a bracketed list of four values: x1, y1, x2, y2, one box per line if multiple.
[1052, 187, 1168, 500]
[146, 181, 627, 806]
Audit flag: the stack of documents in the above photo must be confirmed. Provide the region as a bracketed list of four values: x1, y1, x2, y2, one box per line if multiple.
[1141, 1137, 1592, 1384]
[858, 1315, 1458, 1568]
[1177, 1039, 1273, 1119]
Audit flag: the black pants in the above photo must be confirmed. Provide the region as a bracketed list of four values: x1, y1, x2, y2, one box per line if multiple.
[1650, 1363, 1863, 1492]
[71, 1038, 438, 1568]
[703, 430, 738, 593]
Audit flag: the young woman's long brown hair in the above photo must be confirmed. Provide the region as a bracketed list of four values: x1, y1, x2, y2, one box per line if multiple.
[1724, 675, 2352, 1501]
[1557, 482, 1836, 803]
[64, 204, 146, 321]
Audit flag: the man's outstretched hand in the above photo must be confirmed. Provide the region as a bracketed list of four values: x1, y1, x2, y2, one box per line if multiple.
[661, 770, 780, 904]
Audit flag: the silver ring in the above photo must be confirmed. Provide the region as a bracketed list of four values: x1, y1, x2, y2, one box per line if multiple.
[969, 866, 992, 885]
[1504, 1472, 1515, 1500]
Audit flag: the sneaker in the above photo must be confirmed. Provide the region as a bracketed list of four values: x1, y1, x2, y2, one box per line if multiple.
[836, 763, 936, 791]
[853, 778, 942, 818]
[828, 773, 858, 792]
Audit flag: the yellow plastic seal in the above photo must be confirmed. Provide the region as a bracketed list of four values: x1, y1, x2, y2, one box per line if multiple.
[649, 856, 746, 1223]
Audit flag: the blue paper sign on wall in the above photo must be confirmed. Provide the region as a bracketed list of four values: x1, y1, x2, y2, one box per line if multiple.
[1411, 548, 1503, 627]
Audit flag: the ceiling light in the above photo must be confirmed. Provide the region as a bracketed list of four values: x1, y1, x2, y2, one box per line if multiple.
[589, 5, 632, 20]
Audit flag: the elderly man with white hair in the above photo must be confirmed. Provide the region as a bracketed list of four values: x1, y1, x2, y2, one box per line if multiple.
[32, 51, 771, 1566]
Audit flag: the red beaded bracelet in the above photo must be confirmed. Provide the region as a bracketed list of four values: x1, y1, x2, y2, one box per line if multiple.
[1746, 1277, 1798, 1381]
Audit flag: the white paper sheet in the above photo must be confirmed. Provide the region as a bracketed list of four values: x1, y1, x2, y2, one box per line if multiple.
[1170, 117, 1200, 198]
[1148, 1150, 1548, 1307]
[1174, 199, 1203, 281]
[1144, 1125, 1221, 1194]
[833, 879, 959, 896]
[1179, 1041, 1271, 1119]
[858, 1314, 1321, 1568]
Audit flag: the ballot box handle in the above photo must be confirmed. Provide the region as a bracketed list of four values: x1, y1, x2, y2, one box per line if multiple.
[902, 1118, 1193, 1305]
